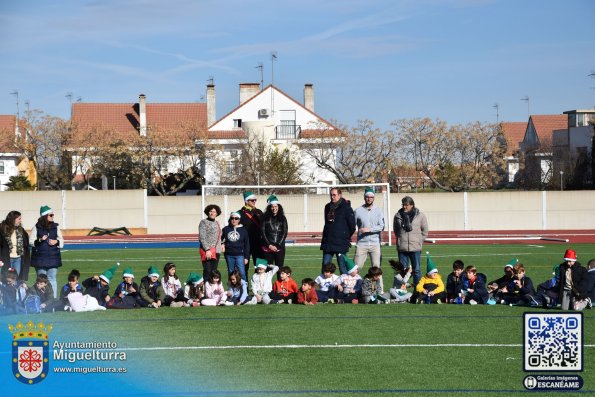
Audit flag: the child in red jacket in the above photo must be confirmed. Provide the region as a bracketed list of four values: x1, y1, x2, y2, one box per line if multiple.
[271, 266, 298, 304]
[297, 278, 318, 305]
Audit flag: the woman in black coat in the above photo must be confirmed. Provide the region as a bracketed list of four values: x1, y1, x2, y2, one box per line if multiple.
[0, 210, 31, 282]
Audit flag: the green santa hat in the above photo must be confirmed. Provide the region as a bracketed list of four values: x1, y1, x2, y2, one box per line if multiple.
[552, 264, 560, 278]
[243, 191, 257, 202]
[147, 266, 160, 278]
[426, 252, 438, 275]
[186, 272, 203, 285]
[267, 194, 280, 205]
[254, 258, 269, 269]
[40, 205, 53, 216]
[99, 262, 120, 284]
[342, 254, 358, 274]
[364, 187, 375, 197]
[505, 258, 518, 269]
[122, 267, 135, 278]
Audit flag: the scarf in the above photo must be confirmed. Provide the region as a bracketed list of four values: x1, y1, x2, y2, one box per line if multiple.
[4, 228, 24, 256]
[399, 207, 418, 232]
[326, 198, 343, 223]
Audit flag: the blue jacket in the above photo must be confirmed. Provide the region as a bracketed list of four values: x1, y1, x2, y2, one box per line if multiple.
[320, 199, 356, 253]
[462, 273, 489, 304]
[221, 224, 250, 257]
[30, 222, 62, 269]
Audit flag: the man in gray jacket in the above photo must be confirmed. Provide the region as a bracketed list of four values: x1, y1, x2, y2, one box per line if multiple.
[393, 196, 428, 288]
[354, 187, 385, 272]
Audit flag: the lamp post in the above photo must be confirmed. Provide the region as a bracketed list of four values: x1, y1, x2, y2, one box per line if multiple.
[256, 171, 260, 195]
[560, 171, 564, 191]
[112, 176, 116, 190]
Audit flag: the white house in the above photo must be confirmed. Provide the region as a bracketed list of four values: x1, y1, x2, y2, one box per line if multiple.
[0, 115, 36, 190]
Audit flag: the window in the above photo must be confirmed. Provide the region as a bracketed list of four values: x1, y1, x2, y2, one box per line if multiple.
[233, 119, 242, 128]
[0, 161, 4, 174]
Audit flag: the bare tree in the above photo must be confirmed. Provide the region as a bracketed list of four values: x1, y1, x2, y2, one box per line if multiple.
[393, 118, 506, 191]
[300, 119, 403, 184]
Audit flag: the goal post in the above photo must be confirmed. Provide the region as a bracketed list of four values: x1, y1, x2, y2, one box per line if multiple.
[201, 182, 392, 246]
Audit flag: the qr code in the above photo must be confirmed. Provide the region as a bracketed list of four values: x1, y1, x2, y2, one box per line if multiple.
[524, 313, 583, 371]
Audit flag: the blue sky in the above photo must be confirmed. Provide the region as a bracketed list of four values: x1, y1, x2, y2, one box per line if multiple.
[1, 0, 594, 130]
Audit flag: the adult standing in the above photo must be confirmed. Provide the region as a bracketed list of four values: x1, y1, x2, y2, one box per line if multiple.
[353, 187, 385, 273]
[221, 212, 250, 282]
[199, 204, 222, 280]
[320, 187, 356, 275]
[393, 196, 428, 289]
[260, 195, 288, 269]
[558, 249, 586, 310]
[30, 205, 63, 298]
[0, 210, 31, 282]
[239, 191, 264, 271]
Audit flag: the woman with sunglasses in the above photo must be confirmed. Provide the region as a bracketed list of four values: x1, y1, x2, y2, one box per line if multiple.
[221, 212, 250, 282]
[29, 205, 64, 298]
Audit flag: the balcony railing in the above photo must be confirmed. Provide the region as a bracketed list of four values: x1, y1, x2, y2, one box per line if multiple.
[275, 125, 301, 140]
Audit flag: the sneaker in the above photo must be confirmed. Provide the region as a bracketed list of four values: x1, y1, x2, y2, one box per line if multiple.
[500, 300, 507, 305]
[469, 299, 477, 305]
[326, 299, 335, 304]
[287, 299, 292, 305]
[436, 299, 442, 304]
[416, 299, 424, 304]
[487, 298, 497, 306]
[224, 300, 234, 306]
[64, 305, 72, 312]
[587, 298, 592, 309]
[170, 301, 184, 308]
[245, 297, 257, 305]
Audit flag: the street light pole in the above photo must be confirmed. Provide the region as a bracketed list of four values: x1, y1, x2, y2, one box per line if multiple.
[560, 171, 564, 191]
[113, 176, 116, 190]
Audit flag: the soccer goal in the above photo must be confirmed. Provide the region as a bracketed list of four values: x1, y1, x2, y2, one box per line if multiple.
[201, 183, 392, 246]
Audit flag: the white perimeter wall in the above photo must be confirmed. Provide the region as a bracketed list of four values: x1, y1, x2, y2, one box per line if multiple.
[1, 190, 593, 235]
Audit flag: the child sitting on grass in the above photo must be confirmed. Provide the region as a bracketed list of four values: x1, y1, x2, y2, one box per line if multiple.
[249, 259, 279, 304]
[501, 263, 538, 306]
[362, 266, 389, 303]
[108, 267, 143, 309]
[271, 266, 298, 304]
[315, 262, 339, 303]
[412, 253, 445, 304]
[227, 269, 249, 305]
[140, 266, 166, 308]
[297, 278, 318, 305]
[446, 260, 465, 303]
[203, 269, 231, 306]
[460, 265, 489, 304]
[334, 256, 362, 304]
[184, 272, 204, 307]
[388, 259, 412, 303]
[162, 262, 185, 307]
[82, 263, 118, 307]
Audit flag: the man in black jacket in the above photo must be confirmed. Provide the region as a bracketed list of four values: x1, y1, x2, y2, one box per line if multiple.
[558, 249, 587, 310]
[320, 188, 355, 275]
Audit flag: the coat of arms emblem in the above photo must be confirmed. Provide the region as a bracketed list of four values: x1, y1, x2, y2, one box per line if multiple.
[8, 321, 52, 385]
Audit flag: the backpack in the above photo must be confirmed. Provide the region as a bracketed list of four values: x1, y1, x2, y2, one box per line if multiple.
[24, 295, 42, 314]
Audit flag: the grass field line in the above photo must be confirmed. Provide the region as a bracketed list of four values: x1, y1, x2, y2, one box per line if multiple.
[82, 342, 595, 351]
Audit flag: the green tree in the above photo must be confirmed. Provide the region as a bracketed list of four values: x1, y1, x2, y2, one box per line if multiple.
[4, 175, 34, 191]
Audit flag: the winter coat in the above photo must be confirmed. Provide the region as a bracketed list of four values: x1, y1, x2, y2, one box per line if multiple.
[558, 261, 587, 299]
[261, 214, 288, 248]
[30, 221, 63, 270]
[393, 208, 428, 253]
[0, 226, 31, 281]
[320, 199, 356, 253]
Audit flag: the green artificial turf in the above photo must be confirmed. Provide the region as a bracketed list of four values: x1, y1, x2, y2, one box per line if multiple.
[3, 244, 594, 396]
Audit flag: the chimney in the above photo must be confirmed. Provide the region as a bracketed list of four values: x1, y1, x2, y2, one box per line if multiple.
[239, 83, 261, 105]
[304, 84, 314, 112]
[206, 84, 216, 127]
[139, 94, 147, 137]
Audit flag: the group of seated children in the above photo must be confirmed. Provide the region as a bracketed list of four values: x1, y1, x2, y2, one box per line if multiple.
[2, 248, 593, 312]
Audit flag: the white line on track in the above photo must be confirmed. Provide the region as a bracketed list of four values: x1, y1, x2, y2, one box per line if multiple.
[104, 343, 595, 351]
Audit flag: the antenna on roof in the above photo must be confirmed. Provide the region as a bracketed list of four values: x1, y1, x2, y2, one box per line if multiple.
[520, 96, 530, 118]
[9, 90, 20, 138]
[493, 103, 499, 124]
[589, 71, 595, 90]
[271, 51, 278, 115]
[207, 76, 214, 85]
[76, 96, 82, 103]
[255, 62, 264, 90]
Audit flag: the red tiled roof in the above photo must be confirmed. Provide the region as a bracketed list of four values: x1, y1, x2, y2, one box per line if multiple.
[0, 115, 22, 152]
[72, 102, 207, 141]
[207, 130, 247, 140]
[500, 121, 526, 155]
[299, 128, 346, 138]
[528, 115, 568, 145]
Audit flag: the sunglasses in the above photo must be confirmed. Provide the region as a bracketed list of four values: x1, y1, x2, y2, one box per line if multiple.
[247, 199, 257, 202]
[231, 217, 240, 220]
[48, 214, 55, 217]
